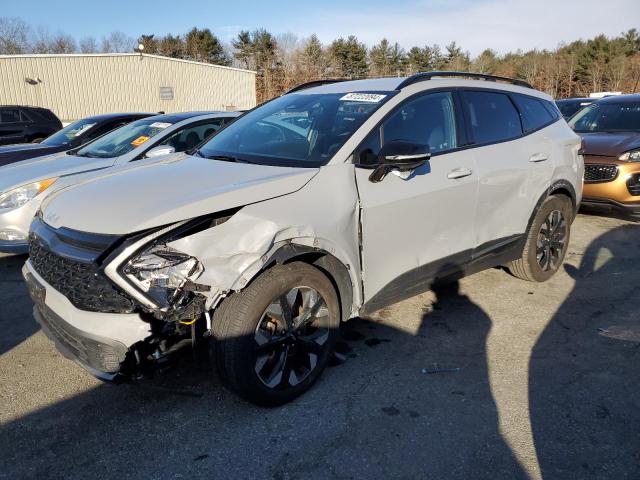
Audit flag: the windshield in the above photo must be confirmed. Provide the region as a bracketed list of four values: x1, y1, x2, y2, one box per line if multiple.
[197, 92, 394, 167]
[42, 118, 98, 146]
[557, 100, 591, 119]
[569, 102, 640, 133]
[74, 118, 173, 158]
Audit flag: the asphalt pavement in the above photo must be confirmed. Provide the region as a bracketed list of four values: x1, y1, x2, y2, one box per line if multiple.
[1, 213, 639, 480]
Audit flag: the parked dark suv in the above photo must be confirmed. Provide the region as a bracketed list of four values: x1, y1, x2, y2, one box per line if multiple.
[0, 106, 63, 146]
[556, 98, 595, 120]
[0, 113, 152, 167]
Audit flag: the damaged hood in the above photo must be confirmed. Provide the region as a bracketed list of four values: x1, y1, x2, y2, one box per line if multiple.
[42, 153, 319, 234]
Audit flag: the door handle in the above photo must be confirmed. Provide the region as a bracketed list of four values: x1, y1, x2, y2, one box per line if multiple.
[529, 153, 548, 162]
[447, 167, 473, 179]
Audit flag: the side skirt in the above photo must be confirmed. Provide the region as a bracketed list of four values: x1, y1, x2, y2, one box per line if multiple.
[359, 234, 523, 316]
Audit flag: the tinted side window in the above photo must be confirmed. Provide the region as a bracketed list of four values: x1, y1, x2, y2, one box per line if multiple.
[0, 109, 21, 123]
[159, 119, 226, 152]
[513, 94, 554, 132]
[462, 91, 522, 144]
[358, 91, 457, 164]
[20, 110, 33, 122]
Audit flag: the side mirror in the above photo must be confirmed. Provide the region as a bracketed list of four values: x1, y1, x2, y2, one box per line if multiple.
[369, 141, 431, 183]
[145, 145, 175, 158]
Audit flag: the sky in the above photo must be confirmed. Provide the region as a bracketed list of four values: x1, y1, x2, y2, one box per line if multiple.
[2, 0, 638, 55]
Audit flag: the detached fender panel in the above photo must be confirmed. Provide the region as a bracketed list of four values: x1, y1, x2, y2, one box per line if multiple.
[169, 163, 363, 317]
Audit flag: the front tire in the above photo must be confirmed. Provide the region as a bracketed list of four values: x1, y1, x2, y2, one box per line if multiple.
[211, 262, 340, 406]
[508, 195, 573, 282]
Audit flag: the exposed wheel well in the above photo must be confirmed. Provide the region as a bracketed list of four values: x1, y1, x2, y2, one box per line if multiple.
[549, 180, 579, 217]
[262, 244, 354, 322]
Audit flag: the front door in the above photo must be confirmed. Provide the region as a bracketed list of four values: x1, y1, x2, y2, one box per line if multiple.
[354, 91, 478, 312]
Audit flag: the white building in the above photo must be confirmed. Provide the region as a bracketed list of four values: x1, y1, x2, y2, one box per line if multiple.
[0, 53, 256, 122]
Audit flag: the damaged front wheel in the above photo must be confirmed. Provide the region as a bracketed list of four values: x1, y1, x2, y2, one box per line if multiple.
[211, 262, 340, 406]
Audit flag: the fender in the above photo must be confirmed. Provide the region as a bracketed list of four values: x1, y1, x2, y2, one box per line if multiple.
[261, 243, 356, 322]
[530, 180, 578, 231]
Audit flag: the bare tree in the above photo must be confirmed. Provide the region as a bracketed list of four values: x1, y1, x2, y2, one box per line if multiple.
[79, 36, 98, 53]
[31, 26, 53, 53]
[101, 31, 136, 53]
[50, 33, 77, 53]
[0, 17, 30, 54]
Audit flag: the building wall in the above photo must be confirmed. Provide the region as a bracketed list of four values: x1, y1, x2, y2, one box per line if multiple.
[0, 54, 256, 122]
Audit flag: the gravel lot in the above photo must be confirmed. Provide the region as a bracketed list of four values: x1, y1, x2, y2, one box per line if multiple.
[1, 213, 639, 480]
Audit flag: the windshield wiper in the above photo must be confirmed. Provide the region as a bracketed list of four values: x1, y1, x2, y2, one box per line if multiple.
[204, 154, 257, 164]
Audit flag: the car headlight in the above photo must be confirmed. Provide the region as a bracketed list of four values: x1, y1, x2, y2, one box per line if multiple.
[619, 150, 640, 162]
[0, 178, 57, 210]
[123, 244, 203, 308]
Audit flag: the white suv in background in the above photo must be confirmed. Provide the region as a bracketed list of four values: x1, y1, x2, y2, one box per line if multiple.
[24, 72, 583, 405]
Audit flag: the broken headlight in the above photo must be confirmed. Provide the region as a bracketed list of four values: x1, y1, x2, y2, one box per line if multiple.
[123, 244, 203, 308]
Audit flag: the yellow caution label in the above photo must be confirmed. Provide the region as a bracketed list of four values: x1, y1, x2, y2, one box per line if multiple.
[131, 135, 150, 146]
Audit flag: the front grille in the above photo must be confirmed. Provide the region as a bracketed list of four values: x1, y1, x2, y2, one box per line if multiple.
[29, 234, 137, 313]
[36, 302, 127, 373]
[584, 164, 618, 183]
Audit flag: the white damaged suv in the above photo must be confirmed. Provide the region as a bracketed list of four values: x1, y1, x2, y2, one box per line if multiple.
[24, 73, 583, 405]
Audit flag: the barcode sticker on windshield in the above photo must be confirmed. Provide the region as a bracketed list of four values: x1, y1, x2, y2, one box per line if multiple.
[150, 122, 172, 129]
[340, 93, 387, 103]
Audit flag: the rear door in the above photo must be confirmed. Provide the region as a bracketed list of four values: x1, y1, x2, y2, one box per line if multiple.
[460, 90, 529, 250]
[355, 91, 478, 310]
[461, 91, 557, 250]
[0, 108, 27, 144]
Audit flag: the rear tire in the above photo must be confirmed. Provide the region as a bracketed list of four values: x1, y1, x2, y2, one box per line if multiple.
[211, 262, 340, 406]
[30, 137, 44, 143]
[508, 195, 573, 282]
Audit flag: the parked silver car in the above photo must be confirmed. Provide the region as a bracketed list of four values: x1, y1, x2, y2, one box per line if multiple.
[0, 111, 239, 253]
[24, 73, 583, 405]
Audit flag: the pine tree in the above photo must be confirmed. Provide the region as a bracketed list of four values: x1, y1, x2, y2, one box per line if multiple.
[298, 34, 329, 80]
[370, 39, 406, 77]
[329, 35, 368, 79]
[233, 29, 282, 102]
[184, 28, 229, 65]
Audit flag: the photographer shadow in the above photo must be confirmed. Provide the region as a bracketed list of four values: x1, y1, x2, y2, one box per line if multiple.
[0, 254, 37, 356]
[529, 224, 640, 478]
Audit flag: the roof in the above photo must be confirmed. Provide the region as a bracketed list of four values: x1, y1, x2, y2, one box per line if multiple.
[0, 53, 256, 75]
[556, 98, 592, 103]
[303, 78, 405, 94]
[83, 112, 153, 121]
[146, 111, 239, 123]
[597, 94, 640, 104]
[300, 72, 539, 96]
[0, 105, 52, 110]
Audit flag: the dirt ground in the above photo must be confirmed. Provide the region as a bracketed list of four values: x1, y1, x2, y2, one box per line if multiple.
[1, 212, 639, 480]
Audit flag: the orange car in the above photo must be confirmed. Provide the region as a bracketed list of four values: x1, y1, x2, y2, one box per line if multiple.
[569, 94, 640, 218]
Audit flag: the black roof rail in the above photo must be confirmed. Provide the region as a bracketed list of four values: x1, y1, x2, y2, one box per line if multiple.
[396, 71, 533, 90]
[285, 79, 346, 94]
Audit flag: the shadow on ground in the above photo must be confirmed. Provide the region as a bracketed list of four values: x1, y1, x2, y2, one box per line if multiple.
[0, 254, 36, 356]
[1, 222, 639, 479]
[529, 224, 640, 479]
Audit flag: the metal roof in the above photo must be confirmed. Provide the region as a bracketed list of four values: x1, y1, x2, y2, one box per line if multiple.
[0, 53, 256, 74]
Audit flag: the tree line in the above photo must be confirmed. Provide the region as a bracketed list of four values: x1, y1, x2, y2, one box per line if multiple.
[2, 16, 639, 103]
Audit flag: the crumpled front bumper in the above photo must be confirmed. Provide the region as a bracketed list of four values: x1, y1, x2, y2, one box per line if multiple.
[23, 261, 152, 381]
